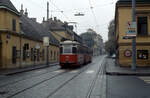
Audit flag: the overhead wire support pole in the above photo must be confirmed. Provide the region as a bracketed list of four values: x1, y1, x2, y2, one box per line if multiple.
[131, 0, 136, 70]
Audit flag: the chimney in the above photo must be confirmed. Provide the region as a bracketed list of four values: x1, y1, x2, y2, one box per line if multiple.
[47, 2, 49, 20]
[25, 8, 28, 17]
[43, 17, 45, 22]
[30, 18, 37, 22]
[54, 17, 57, 21]
[20, 4, 24, 15]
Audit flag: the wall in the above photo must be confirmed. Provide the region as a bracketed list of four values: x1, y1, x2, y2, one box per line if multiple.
[116, 4, 150, 67]
[0, 32, 59, 69]
[0, 9, 20, 33]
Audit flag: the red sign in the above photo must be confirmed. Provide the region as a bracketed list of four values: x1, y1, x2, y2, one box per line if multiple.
[124, 50, 132, 57]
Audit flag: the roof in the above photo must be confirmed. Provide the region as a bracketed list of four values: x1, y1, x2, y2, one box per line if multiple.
[20, 15, 59, 46]
[0, 0, 20, 15]
[42, 19, 66, 31]
[118, 0, 150, 4]
[42, 19, 73, 35]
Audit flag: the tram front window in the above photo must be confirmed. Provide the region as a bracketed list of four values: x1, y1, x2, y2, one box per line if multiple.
[63, 45, 72, 54]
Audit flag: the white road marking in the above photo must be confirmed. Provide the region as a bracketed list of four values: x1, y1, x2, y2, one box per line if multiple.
[70, 70, 78, 73]
[86, 70, 95, 74]
[53, 70, 65, 73]
[139, 77, 150, 84]
[35, 70, 45, 73]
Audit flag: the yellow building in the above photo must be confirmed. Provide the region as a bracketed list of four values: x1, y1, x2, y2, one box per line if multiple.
[0, 0, 59, 69]
[115, 0, 150, 67]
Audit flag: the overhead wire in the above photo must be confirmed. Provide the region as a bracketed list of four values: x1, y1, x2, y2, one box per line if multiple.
[49, 0, 71, 21]
[88, 0, 100, 32]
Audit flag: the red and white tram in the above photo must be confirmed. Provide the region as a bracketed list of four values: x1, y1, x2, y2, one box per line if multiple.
[60, 40, 92, 68]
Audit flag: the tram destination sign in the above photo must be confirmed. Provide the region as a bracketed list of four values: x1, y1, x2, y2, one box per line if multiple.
[126, 21, 136, 37]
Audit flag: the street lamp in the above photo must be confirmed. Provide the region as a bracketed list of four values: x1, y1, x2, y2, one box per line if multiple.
[132, 0, 136, 70]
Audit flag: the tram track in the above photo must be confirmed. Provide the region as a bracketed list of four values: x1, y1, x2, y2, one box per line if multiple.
[6, 68, 71, 98]
[6, 61, 96, 98]
[0, 66, 61, 88]
[1, 57, 99, 98]
[86, 57, 105, 98]
[45, 61, 98, 98]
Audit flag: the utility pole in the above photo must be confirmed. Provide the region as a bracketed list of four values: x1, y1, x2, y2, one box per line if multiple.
[131, 0, 136, 70]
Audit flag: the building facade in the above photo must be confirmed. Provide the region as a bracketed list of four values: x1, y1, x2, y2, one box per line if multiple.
[42, 18, 73, 42]
[80, 29, 104, 56]
[115, 0, 150, 67]
[42, 17, 82, 43]
[0, 0, 59, 69]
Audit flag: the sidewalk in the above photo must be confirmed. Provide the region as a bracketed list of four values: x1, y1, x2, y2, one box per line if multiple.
[0, 62, 59, 76]
[105, 58, 150, 76]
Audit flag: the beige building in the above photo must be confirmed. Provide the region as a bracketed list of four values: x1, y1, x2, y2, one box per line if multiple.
[0, 0, 59, 69]
[115, 0, 150, 67]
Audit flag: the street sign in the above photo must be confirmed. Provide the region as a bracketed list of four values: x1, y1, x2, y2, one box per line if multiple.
[124, 50, 132, 57]
[43, 37, 49, 46]
[126, 21, 136, 37]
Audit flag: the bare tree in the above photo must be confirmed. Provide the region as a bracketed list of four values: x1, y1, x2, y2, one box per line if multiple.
[105, 20, 116, 56]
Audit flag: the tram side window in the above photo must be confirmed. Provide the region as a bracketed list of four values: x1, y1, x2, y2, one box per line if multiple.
[72, 47, 77, 53]
[60, 47, 63, 54]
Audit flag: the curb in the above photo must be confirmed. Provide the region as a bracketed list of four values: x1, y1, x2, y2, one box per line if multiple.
[106, 71, 150, 76]
[4, 63, 59, 76]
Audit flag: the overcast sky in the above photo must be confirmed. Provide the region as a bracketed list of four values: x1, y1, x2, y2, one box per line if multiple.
[11, 0, 118, 42]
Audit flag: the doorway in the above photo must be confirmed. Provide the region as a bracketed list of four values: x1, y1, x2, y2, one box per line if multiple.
[0, 42, 2, 68]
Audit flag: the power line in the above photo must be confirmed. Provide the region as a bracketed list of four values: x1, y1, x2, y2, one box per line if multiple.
[88, 0, 100, 32]
[49, 0, 71, 21]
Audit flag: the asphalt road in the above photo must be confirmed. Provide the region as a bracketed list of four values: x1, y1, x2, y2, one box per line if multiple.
[107, 75, 150, 98]
[0, 55, 106, 98]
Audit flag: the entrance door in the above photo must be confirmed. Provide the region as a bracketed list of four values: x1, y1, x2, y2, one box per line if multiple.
[0, 43, 2, 68]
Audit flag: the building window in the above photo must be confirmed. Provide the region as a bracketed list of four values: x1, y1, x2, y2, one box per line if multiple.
[24, 43, 29, 50]
[12, 46, 16, 64]
[12, 19, 16, 31]
[37, 49, 40, 61]
[51, 51, 53, 60]
[42, 49, 45, 61]
[137, 50, 148, 59]
[137, 17, 148, 35]
[54, 51, 56, 60]
[31, 48, 33, 61]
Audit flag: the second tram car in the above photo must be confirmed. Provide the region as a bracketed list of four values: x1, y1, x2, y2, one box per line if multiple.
[60, 40, 92, 68]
